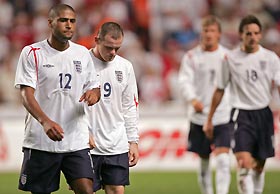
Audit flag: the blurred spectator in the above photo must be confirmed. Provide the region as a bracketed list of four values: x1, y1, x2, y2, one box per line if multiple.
[0, 0, 13, 32]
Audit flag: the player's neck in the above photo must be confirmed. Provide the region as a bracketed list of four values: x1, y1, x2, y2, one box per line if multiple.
[241, 44, 259, 53]
[47, 37, 70, 51]
[202, 44, 218, 52]
[92, 47, 105, 62]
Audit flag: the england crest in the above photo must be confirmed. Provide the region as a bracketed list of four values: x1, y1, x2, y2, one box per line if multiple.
[115, 71, 123, 83]
[21, 174, 27, 185]
[73, 60, 82, 73]
[260, 60, 266, 70]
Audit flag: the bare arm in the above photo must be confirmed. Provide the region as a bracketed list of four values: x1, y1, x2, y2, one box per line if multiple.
[20, 85, 64, 141]
[79, 88, 101, 106]
[203, 88, 225, 139]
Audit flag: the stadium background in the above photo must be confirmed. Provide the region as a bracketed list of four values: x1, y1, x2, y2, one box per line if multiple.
[0, 0, 280, 178]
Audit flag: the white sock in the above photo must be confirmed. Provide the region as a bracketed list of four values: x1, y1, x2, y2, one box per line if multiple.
[252, 170, 264, 194]
[198, 158, 214, 194]
[215, 153, 231, 194]
[237, 168, 254, 194]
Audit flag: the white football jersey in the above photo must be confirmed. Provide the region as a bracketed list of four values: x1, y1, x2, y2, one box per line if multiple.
[218, 46, 280, 110]
[14, 40, 99, 152]
[178, 45, 231, 125]
[87, 50, 139, 155]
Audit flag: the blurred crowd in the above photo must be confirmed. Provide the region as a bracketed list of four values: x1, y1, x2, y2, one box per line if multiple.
[0, 0, 280, 106]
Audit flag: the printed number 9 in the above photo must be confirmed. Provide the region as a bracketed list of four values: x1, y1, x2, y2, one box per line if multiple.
[104, 82, 111, 97]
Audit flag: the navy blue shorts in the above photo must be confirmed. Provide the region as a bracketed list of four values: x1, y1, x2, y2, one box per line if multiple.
[91, 153, 129, 192]
[18, 148, 94, 193]
[187, 122, 233, 156]
[231, 107, 275, 160]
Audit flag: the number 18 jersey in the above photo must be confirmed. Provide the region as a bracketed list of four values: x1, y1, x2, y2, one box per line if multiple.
[218, 46, 280, 110]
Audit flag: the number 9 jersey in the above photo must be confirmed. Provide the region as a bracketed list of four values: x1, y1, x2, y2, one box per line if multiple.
[86, 50, 139, 155]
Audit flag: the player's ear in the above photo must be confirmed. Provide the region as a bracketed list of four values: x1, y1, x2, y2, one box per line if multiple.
[48, 19, 53, 28]
[95, 36, 100, 44]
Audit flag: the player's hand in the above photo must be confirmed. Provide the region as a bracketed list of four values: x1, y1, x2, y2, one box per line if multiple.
[79, 88, 100, 106]
[191, 99, 203, 113]
[89, 133, 96, 149]
[128, 142, 139, 167]
[203, 120, 213, 140]
[41, 119, 64, 141]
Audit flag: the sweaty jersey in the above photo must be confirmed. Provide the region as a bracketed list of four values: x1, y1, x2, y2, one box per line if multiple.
[14, 40, 99, 152]
[218, 46, 280, 110]
[178, 45, 231, 125]
[87, 50, 139, 155]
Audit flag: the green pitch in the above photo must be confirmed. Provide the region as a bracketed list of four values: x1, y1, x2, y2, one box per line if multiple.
[1, 171, 279, 194]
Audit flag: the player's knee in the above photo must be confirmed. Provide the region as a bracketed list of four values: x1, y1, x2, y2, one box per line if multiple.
[236, 153, 254, 169]
[75, 186, 93, 194]
[253, 161, 265, 174]
[105, 185, 124, 194]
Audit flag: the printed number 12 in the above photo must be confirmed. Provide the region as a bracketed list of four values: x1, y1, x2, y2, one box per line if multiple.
[59, 73, 72, 89]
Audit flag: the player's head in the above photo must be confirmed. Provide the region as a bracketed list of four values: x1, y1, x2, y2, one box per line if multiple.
[239, 15, 262, 53]
[48, 4, 76, 42]
[94, 22, 124, 62]
[200, 15, 221, 51]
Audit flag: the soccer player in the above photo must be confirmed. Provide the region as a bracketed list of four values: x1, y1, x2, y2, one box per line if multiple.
[86, 22, 139, 194]
[204, 15, 280, 194]
[14, 4, 100, 194]
[178, 15, 232, 194]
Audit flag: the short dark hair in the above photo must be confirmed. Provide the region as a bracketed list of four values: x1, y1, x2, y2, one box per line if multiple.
[239, 15, 262, 33]
[201, 15, 222, 32]
[97, 22, 124, 40]
[48, 4, 75, 20]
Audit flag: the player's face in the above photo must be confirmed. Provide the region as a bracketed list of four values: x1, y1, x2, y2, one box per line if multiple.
[201, 24, 220, 51]
[97, 33, 123, 62]
[49, 9, 76, 43]
[240, 23, 262, 53]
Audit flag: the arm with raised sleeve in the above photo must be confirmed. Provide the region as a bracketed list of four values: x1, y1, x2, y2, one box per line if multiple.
[178, 53, 203, 112]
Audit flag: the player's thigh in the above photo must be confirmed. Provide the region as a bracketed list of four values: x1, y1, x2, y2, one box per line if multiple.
[102, 153, 130, 186]
[213, 122, 232, 149]
[188, 122, 211, 156]
[19, 148, 61, 193]
[62, 149, 94, 185]
[91, 154, 105, 192]
[70, 178, 93, 194]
